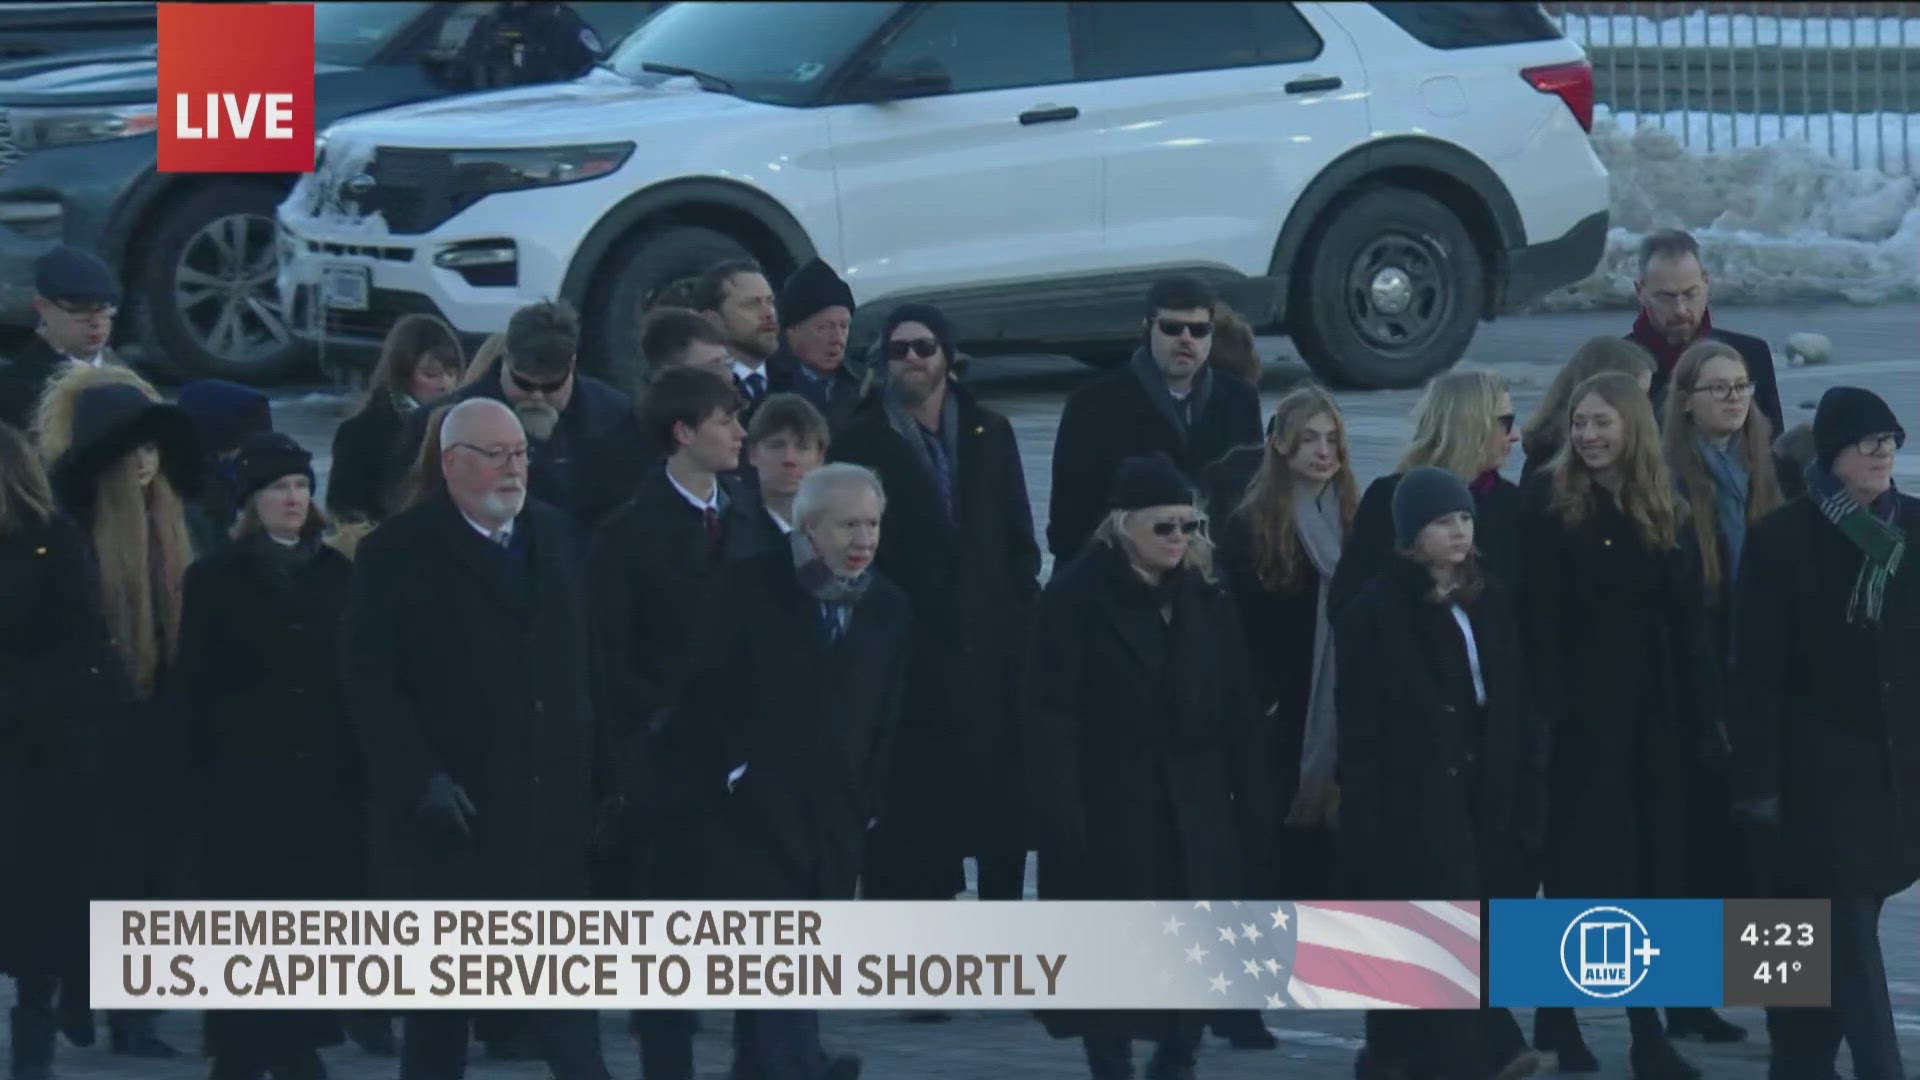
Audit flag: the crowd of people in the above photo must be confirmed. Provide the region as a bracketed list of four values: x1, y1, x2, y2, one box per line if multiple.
[0, 226, 1915, 1080]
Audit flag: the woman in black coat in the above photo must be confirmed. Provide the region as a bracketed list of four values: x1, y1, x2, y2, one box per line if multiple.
[1027, 453, 1274, 1080]
[1329, 368, 1523, 621]
[178, 434, 362, 1080]
[1205, 384, 1357, 900]
[0, 422, 131, 1080]
[327, 313, 464, 524]
[1335, 467, 1544, 1080]
[1732, 387, 1920, 1080]
[1518, 372, 1722, 1080]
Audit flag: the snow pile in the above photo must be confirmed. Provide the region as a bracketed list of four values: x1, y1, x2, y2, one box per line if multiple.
[1528, 106, 1920, 310]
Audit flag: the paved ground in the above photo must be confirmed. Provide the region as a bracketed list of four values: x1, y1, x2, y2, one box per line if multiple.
[9, 302, 1920, 1077]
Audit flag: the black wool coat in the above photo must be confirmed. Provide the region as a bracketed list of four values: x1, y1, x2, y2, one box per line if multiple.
[1515, 475, 1722, 898]
[587, 464, 762, 896]
[0, 335, 67, 431]
[0, 513, 130, 978]
[327, 397, 411, 523]
[1334, 559, 1545, 900]
[828, 385, 1042, 855]
[393, 357, 652, 543]
[343, 495, 605, 900]
[679, 551, 911, 902]
[1732, 494, 1920, 898]
[1046, 352, 1261, 562]
[1631, 324, 1786, 438]
[178, 534, 365, 900]
[770, 347, 870, 434]
[1330, 470, 1524, 621]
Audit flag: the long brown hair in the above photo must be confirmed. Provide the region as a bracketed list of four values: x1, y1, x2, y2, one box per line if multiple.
[394, 402, 456, 511]
[1233, 385, 1358, 591]
[0, 421, 55, 536]
[1521, 336, 1656, 463]
[1661, 339, 1783, 588]
[357, 314, 465, 416]
[1548, 371, 1684, 550]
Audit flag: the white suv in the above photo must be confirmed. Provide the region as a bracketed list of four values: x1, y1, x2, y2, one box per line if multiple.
[277, 1, 1608, 389]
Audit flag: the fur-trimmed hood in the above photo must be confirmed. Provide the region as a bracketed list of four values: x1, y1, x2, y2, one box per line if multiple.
[33, 363, 201, 509]
[1775, 420, 1817, 472]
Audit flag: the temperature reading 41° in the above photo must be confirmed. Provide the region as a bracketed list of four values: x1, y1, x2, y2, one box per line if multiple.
[1753, 960, 1803, 984]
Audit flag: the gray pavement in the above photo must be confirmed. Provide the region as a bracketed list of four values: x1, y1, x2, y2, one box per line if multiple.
[10, 302, 1920, 1077]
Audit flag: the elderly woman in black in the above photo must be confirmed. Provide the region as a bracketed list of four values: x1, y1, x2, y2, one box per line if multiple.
[178, 433, 364, 1080]
[327, 313, 465, 524]
[0, 422, 130, 1080]
[1336, 467, 1543, 1080]
[1518, 372, 1721, 1080]
[1028, 453, 1274, 1080]
[1733, 387, 1920, 1080]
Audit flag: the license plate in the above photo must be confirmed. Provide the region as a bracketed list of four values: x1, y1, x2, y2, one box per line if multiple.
[321, 264, 370, 311]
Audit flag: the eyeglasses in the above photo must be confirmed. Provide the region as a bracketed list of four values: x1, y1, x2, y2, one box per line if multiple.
[452, 443, 533, 466]
[509, 368, 571, 395]
[50, 300, 115, 321]
[1150, 518, 1206, 538]
[886, 337, 940, 360]
[1497, 413, 1515, 434]
[1855, 432, 1904, 456]
[1155, 319, 1213, 340]
[1691, 380, 1753, 401]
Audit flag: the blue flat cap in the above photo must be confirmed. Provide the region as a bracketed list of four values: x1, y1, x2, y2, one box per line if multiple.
[34, 245, 119, 306]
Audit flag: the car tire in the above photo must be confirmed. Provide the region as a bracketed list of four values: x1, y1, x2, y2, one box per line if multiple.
[587, 224, 754, 394]
[132, 181, 308, 383]
[1289, 186, 1483, 391]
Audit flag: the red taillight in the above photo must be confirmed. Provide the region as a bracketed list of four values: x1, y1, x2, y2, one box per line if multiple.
[1522, 61, 1594, 134]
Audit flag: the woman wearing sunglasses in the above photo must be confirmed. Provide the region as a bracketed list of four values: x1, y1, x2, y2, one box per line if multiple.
[1027, 453, 1274, 1080]
[1519, 372, 1721, 1080]
[1328, 368, 1523, 621]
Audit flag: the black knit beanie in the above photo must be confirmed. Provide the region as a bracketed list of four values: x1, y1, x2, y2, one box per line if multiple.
[776, 258, 855, 329]
[1109, 453, 1194, 511]
[1392, 466, 1475, 549]
[232, 432, 314, 507]
[1814, 386, 1904, 469]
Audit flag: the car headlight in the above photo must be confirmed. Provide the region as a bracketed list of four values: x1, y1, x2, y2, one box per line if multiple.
[448, 142, 633, 197]
[8, 103, 159, 149]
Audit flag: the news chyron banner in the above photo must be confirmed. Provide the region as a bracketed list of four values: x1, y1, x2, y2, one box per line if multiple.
[91, 901, 1481, 1011]
[158, 3, 315, 174]
[1489, 899, 1832, 1008]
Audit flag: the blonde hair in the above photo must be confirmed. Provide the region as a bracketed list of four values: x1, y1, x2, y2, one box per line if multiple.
[1548, 371, 1684, 550]
[1661, 340, 1783, 589]
[1521, 336, 1656, 464]
[1398, 368, 1508, 481]
[1233, 384, 1357, 591]
[464, 332, 507, 387]
[0, 421, 55, 535]
[1093, 507, 1216, 583]
[395, 402, 456, 511]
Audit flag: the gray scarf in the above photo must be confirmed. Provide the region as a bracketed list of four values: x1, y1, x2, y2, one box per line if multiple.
[1130, 347, 1212, 446]
[885, 381, 960, 493]
[790, 530, 872, 606]
[1292, 479, 1344, 787]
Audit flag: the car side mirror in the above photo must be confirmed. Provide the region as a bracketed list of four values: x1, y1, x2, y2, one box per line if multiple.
[849, 57, 951, 102]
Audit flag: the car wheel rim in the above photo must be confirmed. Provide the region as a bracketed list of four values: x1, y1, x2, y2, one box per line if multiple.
[1345, 232, 1452, 357]
[173, 212, 292, 367]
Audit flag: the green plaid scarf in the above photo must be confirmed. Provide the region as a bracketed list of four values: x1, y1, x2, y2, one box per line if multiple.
[1807, 464, 1905, 624]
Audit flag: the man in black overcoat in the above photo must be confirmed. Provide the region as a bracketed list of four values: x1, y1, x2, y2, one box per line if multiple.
[588, 365, 754, 1080]
[344, 397, 611, 1080]
[0, 245, 125, 431]
[1627, 228, 1784, 434]
[829, 302, 1040, 907]
[1047, 275, 1261, 563]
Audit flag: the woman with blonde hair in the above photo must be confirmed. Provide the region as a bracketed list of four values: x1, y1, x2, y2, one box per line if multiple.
[1519, 372, 1722, 1079]
[1520, 336, 1656, 482]
[327, 313, 466, 524]
[1328, 367, 1522, 619]
[32, 361, 201, 1059]
[1653, 338, 1784, 1045]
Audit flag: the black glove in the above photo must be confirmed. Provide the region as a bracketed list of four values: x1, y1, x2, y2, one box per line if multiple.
[1696, 720, 1732, 769]
[417, 771, 477, 840]
[1731, 795, 1780, 828]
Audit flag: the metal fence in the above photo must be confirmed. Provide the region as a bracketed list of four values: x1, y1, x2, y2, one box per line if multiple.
[1546, 2, 1920, 174]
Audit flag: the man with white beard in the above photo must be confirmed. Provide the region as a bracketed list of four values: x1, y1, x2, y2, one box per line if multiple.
[345, 397, 615, 1080]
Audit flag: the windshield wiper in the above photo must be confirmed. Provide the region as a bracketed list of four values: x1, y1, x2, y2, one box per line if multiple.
[640, 62, 733, 93]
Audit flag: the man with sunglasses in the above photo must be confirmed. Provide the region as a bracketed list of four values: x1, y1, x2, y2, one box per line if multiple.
[395, 299, 649, 545]
[0, 245, 125, 430]
[1047, 275, 1261, 564]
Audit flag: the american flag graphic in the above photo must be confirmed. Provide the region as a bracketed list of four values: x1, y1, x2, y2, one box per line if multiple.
[1141, 900, 1482, 1010]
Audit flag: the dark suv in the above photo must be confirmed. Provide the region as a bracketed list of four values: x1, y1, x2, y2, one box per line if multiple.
[0, 0, 660, 382]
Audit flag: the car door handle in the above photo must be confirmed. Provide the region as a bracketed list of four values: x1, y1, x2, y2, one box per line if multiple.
[1018, 105, 1079, 126]
[1285, 76, 1343, 94]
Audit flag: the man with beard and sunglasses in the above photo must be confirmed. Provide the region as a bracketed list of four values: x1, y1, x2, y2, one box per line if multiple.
[1047, 276, 1262, 564]
[394, 299, 648, 545]
[829, 304, 1042, 978]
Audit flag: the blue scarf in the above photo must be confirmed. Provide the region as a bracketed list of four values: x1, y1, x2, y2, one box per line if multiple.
[1698, 434, 1752, 585]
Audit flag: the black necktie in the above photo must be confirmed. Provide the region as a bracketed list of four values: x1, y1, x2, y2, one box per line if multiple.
[703, 505, 722, 549]
[744, 371, 766, 401]
[819, 601, 845, 642]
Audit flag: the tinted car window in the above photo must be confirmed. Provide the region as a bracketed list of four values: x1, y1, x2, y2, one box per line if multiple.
[315, 1, 432, 67]
[1077, 2, 1321, 81]
[608, 1, 900, 105]
[876, 1, 1073, 95]
[1370, 2, 1562, 50]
